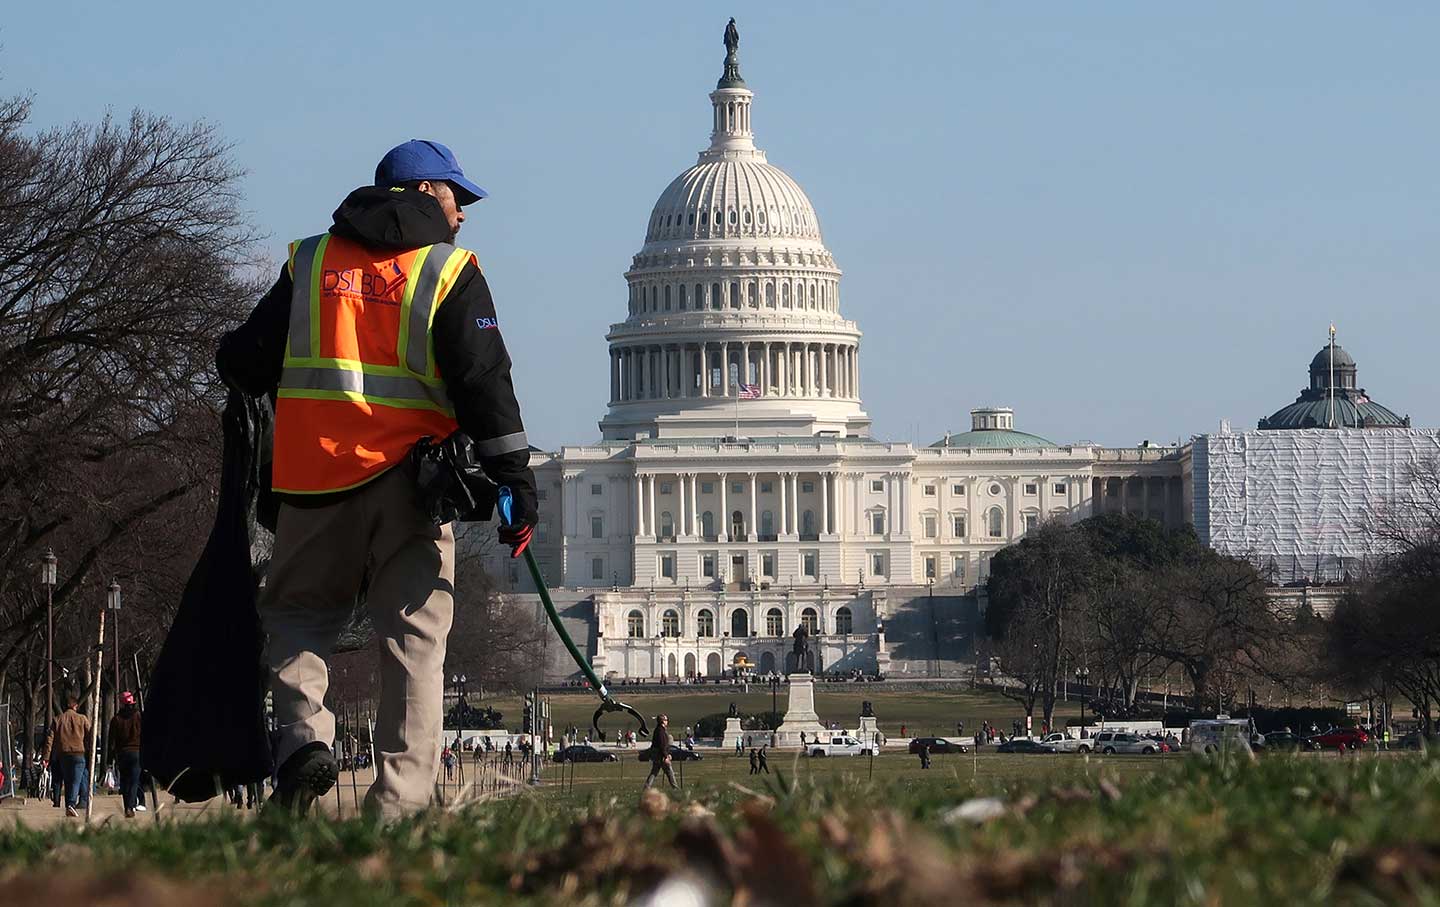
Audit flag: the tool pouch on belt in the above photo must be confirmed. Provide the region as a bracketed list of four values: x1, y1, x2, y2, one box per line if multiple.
[410, 431, 498, 525]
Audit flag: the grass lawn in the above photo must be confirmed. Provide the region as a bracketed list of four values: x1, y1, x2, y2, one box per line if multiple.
[471, 687, 1086, 739]
[4, 751, 1439, 905]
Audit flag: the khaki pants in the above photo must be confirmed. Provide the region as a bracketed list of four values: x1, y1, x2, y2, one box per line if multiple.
[259, 465, 454, 818]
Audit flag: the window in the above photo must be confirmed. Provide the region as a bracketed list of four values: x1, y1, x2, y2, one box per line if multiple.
[660, 512, 674, 539]
[660, 554, 675, 579]
[762, 552, 775, 577]
[923, 515, 937, 539]
[731, 510, 745, 538]
[989, 483, 1002, 496]
[987, 507, 1004, 538]
[662, 609, 680, 637]
[871, 479, 884, 493]
[627, 610, 645, 638]
[952, 557, 966, 583]
[871, 553, 887, 577]
[591, 483, 602, 496]
[766, 608, 785, 636]
[923, 484, 936, 497]
[701, 482, 714, 495]
[660, 482, 673, 495]
[732, 482, 743, 494]
[732, 610, 748, 637]
[1024, 483, 1038, 496]
[701, 511, 715, 539]
[537, 488, 548, 502]
[1024, 513, 1039, 533]
[697, 609, 715, 637]
[507, 563, 518, 585]
[801, 608, 819, 634]
[925, 556, 937, 579]
[871, 511, 886, 536]
[835, 606, 853, 635]
[801, 481, 814, 494]
[702, 554, 716, 578]
[952, 515, 967, 537]
[591, 516, 604, 539]
[803, 551, 818, 578]
[536, 522, 550, 544]
[760, 481, 774, 494]
[761, 510, 774, 538]
[592, 558, 604, 581]
[1054, 483, 1067, 495]
[801, 510, 816, 537]
[952, 484, 965, 496]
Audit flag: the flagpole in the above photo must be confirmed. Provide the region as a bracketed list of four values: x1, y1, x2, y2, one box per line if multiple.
[1327, 323, 1336, 428]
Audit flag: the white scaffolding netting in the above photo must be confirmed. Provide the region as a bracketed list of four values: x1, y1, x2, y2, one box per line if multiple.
[1193, 428, 1440, 583]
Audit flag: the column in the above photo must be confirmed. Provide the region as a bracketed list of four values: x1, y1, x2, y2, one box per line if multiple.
[1142, 477, 1151, 521]
[853, 346, 860, 398]
[635, 474, 645, 537]
[851, 473, 863, 536]
[779, 471, 789, 536]
[661, 346, 671, 399]
[886, 473, 896, 539]
[700, 342, 710, 397]
[647, 474, 657, 539]
[609, 351, 618, 403]
[741, 341, 751, 388]
[690, 474, 700, 536]
[779, 343, 789, 395]
[789, 473, 800, 535]
[748, 473, 758, 540]
[678, 471, 688, 538]
[821, 471, 831, 534]
[719, 473, 729, 541]
[760, 341, 770, 395]
[833, 472, 844, 537]
[719, 341, 730, 395]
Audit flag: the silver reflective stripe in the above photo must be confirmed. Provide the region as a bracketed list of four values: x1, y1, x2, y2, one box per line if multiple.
[280, 366, 453, 410]
[288, 235, 323, 356]
[475, 431, 529, 457]
[405, 243, 456, 374]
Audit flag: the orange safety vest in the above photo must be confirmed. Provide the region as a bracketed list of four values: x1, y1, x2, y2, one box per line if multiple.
[273, 233, 477, 494]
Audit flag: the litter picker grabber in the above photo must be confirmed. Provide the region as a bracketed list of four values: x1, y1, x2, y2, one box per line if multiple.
[498, 487, 649, 740]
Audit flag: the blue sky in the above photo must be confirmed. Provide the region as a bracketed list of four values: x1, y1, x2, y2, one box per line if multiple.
[6, 3, 1436, 449]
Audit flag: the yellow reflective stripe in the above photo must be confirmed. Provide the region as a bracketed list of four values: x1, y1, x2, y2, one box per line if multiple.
[279, 357, 447, 385]
[401, 244, 455, 375]
[285, 235, 324, 362]
[280, 364, 452, 407]
[276, 387, 456, 416]
[397, 245, 432, 376]
[307, 234, 329, 359]
[427, 247, 474, 376]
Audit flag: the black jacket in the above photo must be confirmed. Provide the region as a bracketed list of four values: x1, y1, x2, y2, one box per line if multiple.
[217, 186, 536, 522]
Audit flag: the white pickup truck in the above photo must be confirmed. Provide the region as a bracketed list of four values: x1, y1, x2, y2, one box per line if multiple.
[1039, 732, 1093, 753]
[808, 734, 878, 757]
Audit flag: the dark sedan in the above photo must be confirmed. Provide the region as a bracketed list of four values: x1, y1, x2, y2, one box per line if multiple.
[909, 736, 969, 755]
[555, 745, 617, 763]
[636, 745, 704, 762]
[997, 739, 1055, 754]
[1258, 732, 1316, 752]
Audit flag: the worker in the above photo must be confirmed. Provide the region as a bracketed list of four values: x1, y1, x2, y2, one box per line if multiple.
[217, 140, 537, 818]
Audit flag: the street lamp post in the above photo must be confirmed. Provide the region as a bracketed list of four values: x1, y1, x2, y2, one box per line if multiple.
[1075, 666, 1091, 736]
[770, 674, 780, 724]
[107, 580, 122, 709]
[41, 550, 58, 721]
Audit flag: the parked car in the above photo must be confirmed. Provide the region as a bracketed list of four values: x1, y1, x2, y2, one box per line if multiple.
[1307, 726, 1370, 751]
[634, 745, 704, 762]
[1257, 731, 1315, 752]
[555, 745, 617, 763]
[908, 736, 969, 755]
[1039, 732, 1092, 754]
[809, 734, 878, 757]
[1095, 732, 1157, 755]
[996, 739, 1055, 755]
[1398, 731, 1440, 751]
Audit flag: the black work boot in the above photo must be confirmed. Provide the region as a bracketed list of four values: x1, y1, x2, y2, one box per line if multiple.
[267, 742, 339, 817]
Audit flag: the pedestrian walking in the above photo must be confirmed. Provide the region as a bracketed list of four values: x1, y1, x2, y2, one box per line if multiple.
[107, 691, 144, 818]
[918, 742, 931, 769]
[757, 745, 770, 774]
[43, 695, 91, 818]
[218, 140, 537, 820]
[748, 748, 758, 775]
[643, 714, 678, 790]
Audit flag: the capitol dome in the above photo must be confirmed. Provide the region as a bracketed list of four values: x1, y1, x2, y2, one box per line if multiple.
[1259, 335, 1410, 430]
[599, 21, 869, 442]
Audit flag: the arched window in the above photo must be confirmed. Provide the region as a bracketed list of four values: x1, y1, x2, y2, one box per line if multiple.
[801, 607, 819, 634]
[662, 609, 680, 637]
[987, 506, 1004, 538]
[780, 283, 789, 307]
[766, 608, 785, 637]
[747, 281, 757, 308]
[711, 282, 721, 311]
[701, 511, 715, 539]
[694, 283, 703, 310]
[678, 285, 687, 310]
[664, 285, 671, 311]
[801, 509, 815, 537]
[731, 509, 745, 539]
[761, 510, 775, 538]
[835, 606, 853, 635]
[731, 609, 749, 637]
[766, 283, 776, 307]
[730, 281, 740, 309]
[660, 511, 674, 540]
[627, 610, 645, 638]
[697, 609, 715, 637]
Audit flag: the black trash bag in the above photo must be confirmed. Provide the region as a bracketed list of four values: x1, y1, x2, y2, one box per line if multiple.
[142, 390, 274, 802]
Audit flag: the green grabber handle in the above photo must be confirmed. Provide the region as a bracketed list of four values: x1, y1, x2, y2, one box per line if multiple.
[498, 486, 649, 738]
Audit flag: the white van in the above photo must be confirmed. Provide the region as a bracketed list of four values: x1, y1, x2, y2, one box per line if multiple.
[808, 734, 876, 757]
[1189, 718, 1255, 755]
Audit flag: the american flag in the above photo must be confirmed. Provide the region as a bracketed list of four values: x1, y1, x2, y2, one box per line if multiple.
[737, 383, 761, 399]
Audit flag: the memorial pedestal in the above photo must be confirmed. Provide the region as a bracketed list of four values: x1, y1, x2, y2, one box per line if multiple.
[721, 717, 744, 750]
[775, 673, 828, 747]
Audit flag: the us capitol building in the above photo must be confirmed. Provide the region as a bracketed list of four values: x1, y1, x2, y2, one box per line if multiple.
[477, 23, 1432, 682]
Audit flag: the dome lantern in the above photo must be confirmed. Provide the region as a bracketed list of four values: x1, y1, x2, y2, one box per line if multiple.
[1258, 329, 1410, 430]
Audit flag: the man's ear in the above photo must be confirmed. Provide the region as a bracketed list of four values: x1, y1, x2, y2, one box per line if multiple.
[415, 180, 435, 197]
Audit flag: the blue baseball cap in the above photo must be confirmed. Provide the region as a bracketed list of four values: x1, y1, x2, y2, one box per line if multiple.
[374, 139, 488, 205]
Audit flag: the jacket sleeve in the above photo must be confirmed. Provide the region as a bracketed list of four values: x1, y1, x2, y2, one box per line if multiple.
[432, 262, 538, 524]
[216, 265, 291, 396]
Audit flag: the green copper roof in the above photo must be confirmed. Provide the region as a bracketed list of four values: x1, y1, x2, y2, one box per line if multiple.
[1260, 397, 1408, 430]
[930, 428, 1059, 450]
